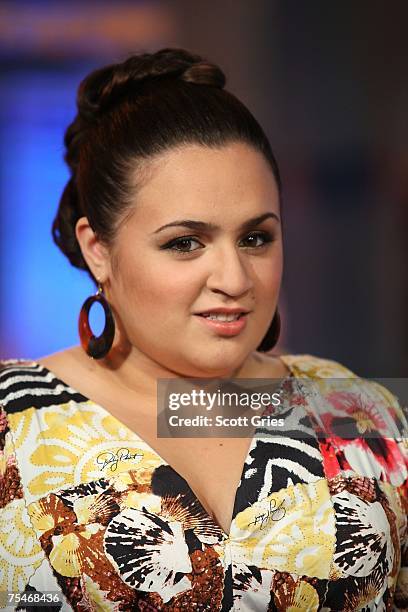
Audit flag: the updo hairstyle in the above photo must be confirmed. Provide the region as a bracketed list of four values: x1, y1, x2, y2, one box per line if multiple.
[52, 47, 282, 351]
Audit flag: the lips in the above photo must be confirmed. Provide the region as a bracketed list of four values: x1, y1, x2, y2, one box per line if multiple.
[195, 309, 250, 316]
[194, 311, 248, 336]
[198, 313, 245, 319]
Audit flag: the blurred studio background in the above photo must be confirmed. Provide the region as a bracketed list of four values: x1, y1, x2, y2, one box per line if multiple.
[0, 1, 407, 376]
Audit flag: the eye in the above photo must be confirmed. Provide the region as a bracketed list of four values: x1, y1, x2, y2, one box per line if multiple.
[239, 231, 274, 248]
[162, 236, 203, 255]
[161, 231, 274, 256]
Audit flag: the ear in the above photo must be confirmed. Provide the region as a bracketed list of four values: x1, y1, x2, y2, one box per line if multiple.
[75, 217, 111, 282]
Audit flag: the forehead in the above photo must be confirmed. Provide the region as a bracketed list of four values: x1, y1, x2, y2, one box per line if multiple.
[130, 142, 280, 224]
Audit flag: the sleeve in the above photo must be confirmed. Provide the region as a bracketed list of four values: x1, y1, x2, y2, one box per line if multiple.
[372, 382, 408, 610]
[290, 356, 408, 607]
[394, 410, 408, 609]
[0, 399, 45, 607]
[396, 536, 408, 610]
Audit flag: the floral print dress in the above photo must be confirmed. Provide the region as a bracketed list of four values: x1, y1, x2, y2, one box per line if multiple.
[0, 354, 407, 611]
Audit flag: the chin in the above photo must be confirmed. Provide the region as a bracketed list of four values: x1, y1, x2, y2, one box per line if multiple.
[188, 347, 249, 377]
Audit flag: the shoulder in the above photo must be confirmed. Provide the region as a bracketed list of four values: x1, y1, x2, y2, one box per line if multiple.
[251, 351, 355, 379]
[278, 352, 358, 379]
[280, 352, 407, 436]
[0, 357, 37, 372]
[0, 357, 52, 417]
[0, 361, 34, 505]
[285, 351, 407, 432]
[0, 357, 40, 376]
[0, 358, 40, 403]
[0, 356, 85, 414]
[280, 350, 401, 395]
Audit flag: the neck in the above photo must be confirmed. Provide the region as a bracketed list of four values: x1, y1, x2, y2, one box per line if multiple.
[77, 336, 262, 401]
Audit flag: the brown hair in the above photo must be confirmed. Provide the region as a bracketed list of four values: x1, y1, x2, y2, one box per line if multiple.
[52, 47, 282, 281]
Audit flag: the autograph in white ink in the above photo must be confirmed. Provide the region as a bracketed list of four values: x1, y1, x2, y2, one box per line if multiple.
[96, 448, 144, 472]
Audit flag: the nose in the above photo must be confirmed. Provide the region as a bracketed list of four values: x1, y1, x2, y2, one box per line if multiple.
[206, 243, 254, 297]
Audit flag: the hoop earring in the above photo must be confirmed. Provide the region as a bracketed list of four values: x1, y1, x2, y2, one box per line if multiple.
[256, 309, 281, 352]
[78, 283, 115, 359]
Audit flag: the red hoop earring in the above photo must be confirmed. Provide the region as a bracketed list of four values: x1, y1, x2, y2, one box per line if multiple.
[78, 283, 115, 359]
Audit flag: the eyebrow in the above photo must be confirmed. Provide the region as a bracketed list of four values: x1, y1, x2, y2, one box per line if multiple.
[152, 212, 280, 235]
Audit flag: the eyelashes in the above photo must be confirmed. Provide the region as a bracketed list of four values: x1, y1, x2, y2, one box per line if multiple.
[161, 231, 275, 256]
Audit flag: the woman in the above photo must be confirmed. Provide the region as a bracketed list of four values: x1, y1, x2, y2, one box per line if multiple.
[0, 48, 407, 611]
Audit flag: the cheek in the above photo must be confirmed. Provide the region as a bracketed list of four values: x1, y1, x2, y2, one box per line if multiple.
[121, 259, 196, 315]
[255, 251, 283, 292]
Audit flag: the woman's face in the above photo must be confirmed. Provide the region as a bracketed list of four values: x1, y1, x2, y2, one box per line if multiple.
[106, 142, 283, 377]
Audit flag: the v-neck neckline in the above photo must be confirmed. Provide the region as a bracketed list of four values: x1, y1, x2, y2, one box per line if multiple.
[27, 356, 295, 541]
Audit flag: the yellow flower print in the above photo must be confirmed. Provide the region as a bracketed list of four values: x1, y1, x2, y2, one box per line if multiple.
[11, 402, 164, 501]
[123, 490, 162, 514]
[0, 499, 44, 592]
[29, 494, 76, 536]
[281, 354, 356, 380]
[6, 409, 34, 450]
[230, 479, 336, 579]
[28, 490, 117, 580]
[48, 525, 104, 578]
[379, 480, 407, 542]
[274, 577, 320, 611]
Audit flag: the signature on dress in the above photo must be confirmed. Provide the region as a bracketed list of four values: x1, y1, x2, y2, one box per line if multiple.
[96, 448, 144, 472]
[248, 498, 286, 530]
